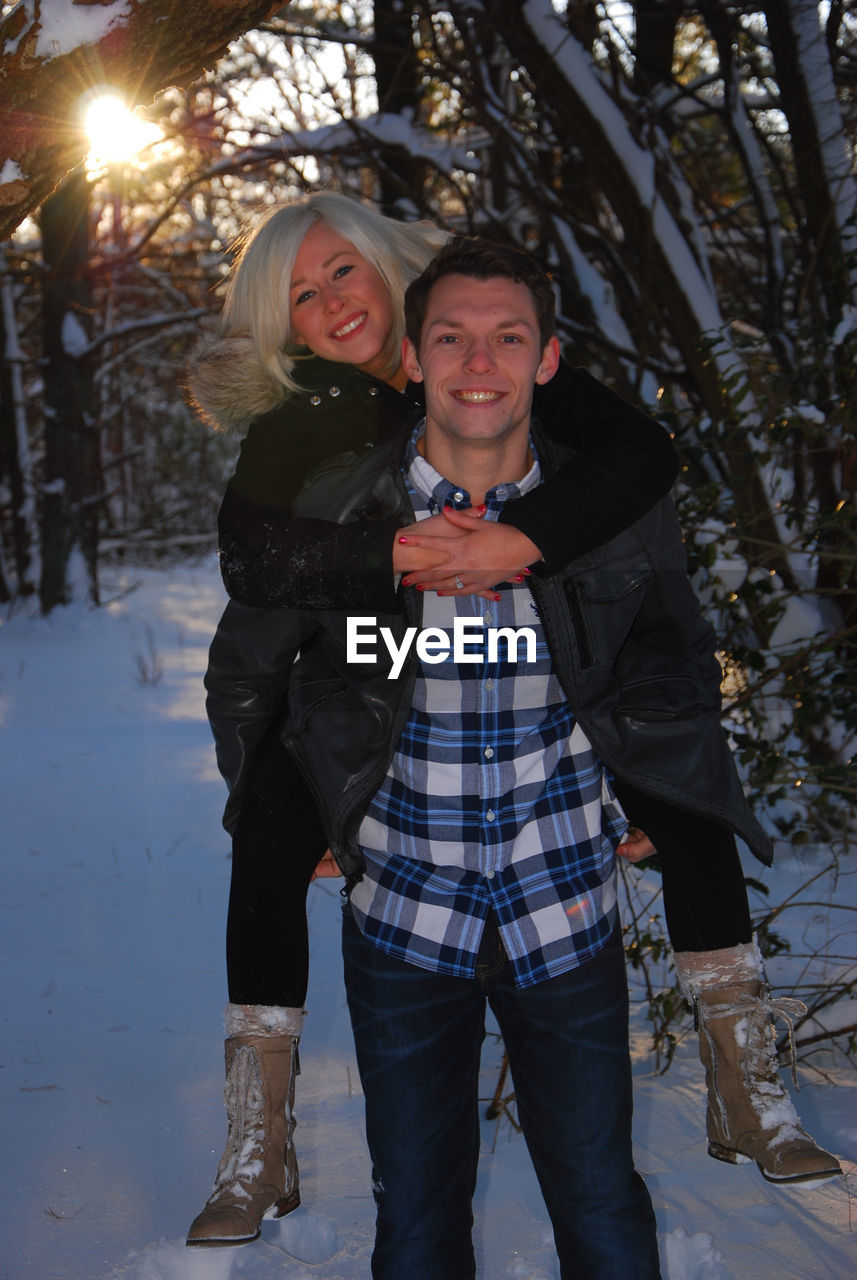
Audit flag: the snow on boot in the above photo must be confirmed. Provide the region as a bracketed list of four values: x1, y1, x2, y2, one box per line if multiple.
[674, 943, 842, 1185]
[186, 1005, 304, 1247]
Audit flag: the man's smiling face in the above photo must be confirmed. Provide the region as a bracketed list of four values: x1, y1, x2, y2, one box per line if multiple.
[401, 273, 559, 454]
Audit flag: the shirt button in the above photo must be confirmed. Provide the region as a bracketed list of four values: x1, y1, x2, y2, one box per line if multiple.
[483, 614, 492, 626]
[485, 809, 495, 822]
[368, 386, 379, 396]
[485, 870, 496, 880]
[484, 747, 494, 759]
[309, 395, 322, 406]
[453, 490, 465, 503]
[329, 385, 341, 397]
[485, 679, 494, 691]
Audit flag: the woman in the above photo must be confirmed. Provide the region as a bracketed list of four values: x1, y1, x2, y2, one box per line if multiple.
[186, 195, 839, 1248]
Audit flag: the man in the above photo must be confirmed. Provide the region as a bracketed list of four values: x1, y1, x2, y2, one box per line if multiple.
[204, 236, 782, 1275]
[337, 239, 663, 1279]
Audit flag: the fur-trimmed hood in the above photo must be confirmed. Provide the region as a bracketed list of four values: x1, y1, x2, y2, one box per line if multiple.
[186, 333, 288, 436]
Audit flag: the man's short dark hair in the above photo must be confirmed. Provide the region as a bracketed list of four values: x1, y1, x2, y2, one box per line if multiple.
[404, 235, 556, 352]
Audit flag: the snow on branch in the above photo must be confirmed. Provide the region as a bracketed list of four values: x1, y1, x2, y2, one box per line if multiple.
[224, 110, 477, 177]
[486, 0, 753, 411]
[83, 308, 208, 359]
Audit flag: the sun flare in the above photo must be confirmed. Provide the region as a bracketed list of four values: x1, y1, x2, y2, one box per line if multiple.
[84, 93, 162, 168]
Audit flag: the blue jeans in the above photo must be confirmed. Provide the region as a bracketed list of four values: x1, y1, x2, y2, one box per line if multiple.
[342, 908, 661, 1280]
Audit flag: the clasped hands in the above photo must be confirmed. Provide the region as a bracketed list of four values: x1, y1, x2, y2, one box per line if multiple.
[393, 506, 541, 601]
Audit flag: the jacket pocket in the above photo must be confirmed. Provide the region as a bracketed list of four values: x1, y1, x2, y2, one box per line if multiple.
[615, 673, 716, 721]
[564, 557, 653, 669]
[287, 677, 347, 734]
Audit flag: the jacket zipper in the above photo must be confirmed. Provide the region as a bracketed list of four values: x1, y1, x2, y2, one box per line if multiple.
[566, 582, 593, 669]
[289, 468, 420, 881]
[337, 591, 421, 868]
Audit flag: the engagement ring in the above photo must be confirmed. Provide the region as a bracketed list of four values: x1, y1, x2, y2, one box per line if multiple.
[454, 576, 465, 590]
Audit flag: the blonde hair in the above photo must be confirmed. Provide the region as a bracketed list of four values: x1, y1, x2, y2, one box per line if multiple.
[221, 192, 448, 393]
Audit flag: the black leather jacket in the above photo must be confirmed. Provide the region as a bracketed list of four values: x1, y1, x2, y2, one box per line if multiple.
[211, 356, 678, 610]
[205, 426, 772, 883]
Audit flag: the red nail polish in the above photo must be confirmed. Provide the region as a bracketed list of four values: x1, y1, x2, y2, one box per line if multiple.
[398, 536, 409, 544]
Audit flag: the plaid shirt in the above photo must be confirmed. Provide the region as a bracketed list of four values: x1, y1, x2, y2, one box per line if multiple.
[350, 428, 626, 989]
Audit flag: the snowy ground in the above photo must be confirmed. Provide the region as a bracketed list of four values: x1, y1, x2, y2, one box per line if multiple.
[2, 559, 855, 1280]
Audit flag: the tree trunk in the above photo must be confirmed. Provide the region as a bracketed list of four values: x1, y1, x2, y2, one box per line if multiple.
[39, 169, 100, 612]
[0, 264, 38, 602]
[632, 0, 681, 95]
[372, 2, 425, 214]
[481, 0, 729, 412]
[765, 0, 857, 320]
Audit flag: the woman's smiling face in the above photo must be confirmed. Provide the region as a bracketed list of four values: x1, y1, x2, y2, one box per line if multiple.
[289, 221, 398, 381]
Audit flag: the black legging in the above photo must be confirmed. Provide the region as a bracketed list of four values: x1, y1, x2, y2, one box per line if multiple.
[613, 779, 752, 953]
[225, 746, 752, 1007]
[226, 734, 327, 1007]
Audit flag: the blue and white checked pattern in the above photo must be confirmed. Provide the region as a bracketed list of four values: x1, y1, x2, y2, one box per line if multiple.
[350, 428, 626, 988]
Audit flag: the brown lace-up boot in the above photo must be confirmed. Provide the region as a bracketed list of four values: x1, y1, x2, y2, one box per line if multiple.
[186, 1005, 303, 1246]
[674, 943, 842, 1184]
